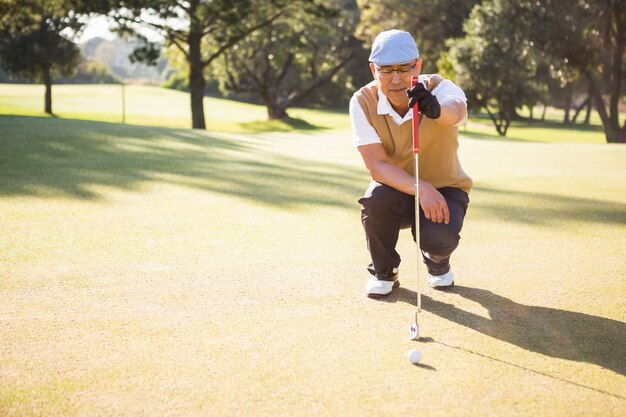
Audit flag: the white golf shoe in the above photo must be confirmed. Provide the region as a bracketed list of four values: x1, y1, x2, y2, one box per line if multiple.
[365, 268, 399, 298]
[427, 270, 455, 289]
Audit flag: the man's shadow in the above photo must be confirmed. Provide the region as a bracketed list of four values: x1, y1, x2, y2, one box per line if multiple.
[386, 285, 626, 376]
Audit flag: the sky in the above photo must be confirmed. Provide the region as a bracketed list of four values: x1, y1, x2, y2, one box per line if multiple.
[77, 15, 165, 44]
[79, 16, 116, 43]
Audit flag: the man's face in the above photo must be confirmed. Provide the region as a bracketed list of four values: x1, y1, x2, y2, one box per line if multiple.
[370, 58, 422, 106]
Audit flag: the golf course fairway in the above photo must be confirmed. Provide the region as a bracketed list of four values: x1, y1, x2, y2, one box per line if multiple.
[1, 115, 625, 416]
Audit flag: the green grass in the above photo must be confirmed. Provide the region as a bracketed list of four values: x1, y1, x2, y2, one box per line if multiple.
[0, 83, 350, 132]
[463, 105, 613, 144]
[0, 83, 617, 144]
[1, 115, 625, 416]
[463, 117, 606, 144]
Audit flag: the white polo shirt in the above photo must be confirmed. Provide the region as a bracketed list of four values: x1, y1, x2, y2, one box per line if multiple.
[349, 78, 467, 147]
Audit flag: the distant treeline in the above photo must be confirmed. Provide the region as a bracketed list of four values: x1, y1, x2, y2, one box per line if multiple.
[0, 59, 119, 84]
[0, 0, 623, 141]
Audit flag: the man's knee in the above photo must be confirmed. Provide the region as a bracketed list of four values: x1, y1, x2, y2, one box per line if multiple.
[420, 220, 461, 255]
[358, 182, 404, 216]
[420, 187, 468, 254]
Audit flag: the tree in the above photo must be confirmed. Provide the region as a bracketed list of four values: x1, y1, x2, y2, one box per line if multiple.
[57, 59, 120, 84]
[212, 0, 362, 119]
[109, 0, 302, 129]
[526, 0, 626, 143]
[356, 0, 481, 73]
[0, 0, 84, 114]
[449, 0, 539, 135]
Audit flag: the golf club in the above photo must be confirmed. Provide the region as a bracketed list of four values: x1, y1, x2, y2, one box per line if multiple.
[410, 75, 422, 341]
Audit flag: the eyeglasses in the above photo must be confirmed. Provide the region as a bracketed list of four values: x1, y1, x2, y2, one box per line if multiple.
[375, 61, 417, 79]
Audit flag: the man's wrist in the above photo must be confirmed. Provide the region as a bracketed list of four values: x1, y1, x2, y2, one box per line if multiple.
[436, 99, 467, 125]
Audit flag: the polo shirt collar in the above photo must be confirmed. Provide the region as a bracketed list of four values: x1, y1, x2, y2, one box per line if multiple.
[377, 88, 413, 122]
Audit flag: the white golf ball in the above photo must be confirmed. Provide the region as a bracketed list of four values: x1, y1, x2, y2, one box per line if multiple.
[407, 349, 422, 364]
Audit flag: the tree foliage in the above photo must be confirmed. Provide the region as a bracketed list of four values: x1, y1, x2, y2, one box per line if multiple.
[356, 0, 481, 72]
[358, 0, 624, 142]
[449, 0, 540, 135]
[58, 59, 120, 84]
[0, 0, 86, 113]
[108, 0, 302, 129]
[212, 0, 362, 119]
[524, 0, 626, 143]
[1, 0, 622, 142]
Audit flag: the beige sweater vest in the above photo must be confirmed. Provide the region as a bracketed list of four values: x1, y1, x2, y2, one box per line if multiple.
[355, 76, 473, 194]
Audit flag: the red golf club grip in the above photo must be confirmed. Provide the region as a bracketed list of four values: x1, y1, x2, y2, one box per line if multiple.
[411, 76, 419, 154]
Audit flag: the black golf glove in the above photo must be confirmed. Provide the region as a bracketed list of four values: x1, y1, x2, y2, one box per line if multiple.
[407, 83, 441, 119]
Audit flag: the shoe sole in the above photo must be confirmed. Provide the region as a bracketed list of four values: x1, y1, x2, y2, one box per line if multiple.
[430, 281, 455, 290]
[366, 280, 400, 298]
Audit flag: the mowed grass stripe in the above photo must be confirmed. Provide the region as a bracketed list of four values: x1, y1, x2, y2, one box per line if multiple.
[1, 113, 625, 416]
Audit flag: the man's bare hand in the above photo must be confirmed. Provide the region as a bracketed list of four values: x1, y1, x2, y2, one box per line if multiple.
[419, 180, 449, 224]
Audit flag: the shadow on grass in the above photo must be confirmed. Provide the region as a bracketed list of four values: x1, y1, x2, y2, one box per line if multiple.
[385, 286, 626, 387]
[469, 112, 604, 131]
[471, 186, 626, 226]
[0, 115, 364, 209]
[459, 129, 539, 143]
[461, 115, 604, 143]
[239, 117, 324, 132]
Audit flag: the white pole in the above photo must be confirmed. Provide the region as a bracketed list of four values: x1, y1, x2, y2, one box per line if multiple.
[121, 82, 126, 124]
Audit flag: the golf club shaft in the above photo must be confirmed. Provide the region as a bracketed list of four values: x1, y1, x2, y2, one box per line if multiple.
[411, 76, 421, 315]
[414, 155, 420, 314]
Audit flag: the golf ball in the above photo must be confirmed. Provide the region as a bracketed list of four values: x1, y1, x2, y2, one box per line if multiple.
[407, 349, 422, 364]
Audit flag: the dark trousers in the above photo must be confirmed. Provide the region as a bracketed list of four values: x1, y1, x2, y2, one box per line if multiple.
[358, 182, 469, 277]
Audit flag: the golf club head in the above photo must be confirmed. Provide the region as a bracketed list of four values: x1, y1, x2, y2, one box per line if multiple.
[410, 322, 419, 340]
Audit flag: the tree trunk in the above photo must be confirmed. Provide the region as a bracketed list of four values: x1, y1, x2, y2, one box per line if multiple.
[541, 103, 547, 121]
[484, 107, 510, 136]
[267, 104, 289, 120]
[571, 97, 590, 124]
[499, 117, 510, 136]
[608, 3, 624, 137]
[583, 100, 592, 125]
[583, 5, 625, 143]
[268, 94, 289, 120]
[608, 122, 626, 143]
[586, 71, 624, 143]
[187, 31, 206, 130]
[260, 90, 289, 120]
[43, 65, 52, 114]
[562, 84, 572, 124]
[603, 125, 626, 143]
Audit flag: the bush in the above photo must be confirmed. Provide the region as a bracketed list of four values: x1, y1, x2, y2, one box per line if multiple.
[161, 70, 188, 91]
[58, 59, 120, 84]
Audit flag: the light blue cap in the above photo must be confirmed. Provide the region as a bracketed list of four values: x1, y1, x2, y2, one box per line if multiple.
[369, 29, 420, 66]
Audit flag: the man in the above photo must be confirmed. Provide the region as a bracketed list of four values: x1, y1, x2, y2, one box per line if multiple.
[349, 29, 472, 298]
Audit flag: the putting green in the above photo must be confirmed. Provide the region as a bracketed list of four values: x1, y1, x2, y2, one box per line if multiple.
[1, 116, 625, 416]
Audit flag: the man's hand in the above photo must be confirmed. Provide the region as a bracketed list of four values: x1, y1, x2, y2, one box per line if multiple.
[407, 83, 441, 119]
[419, 180, 449, 224]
